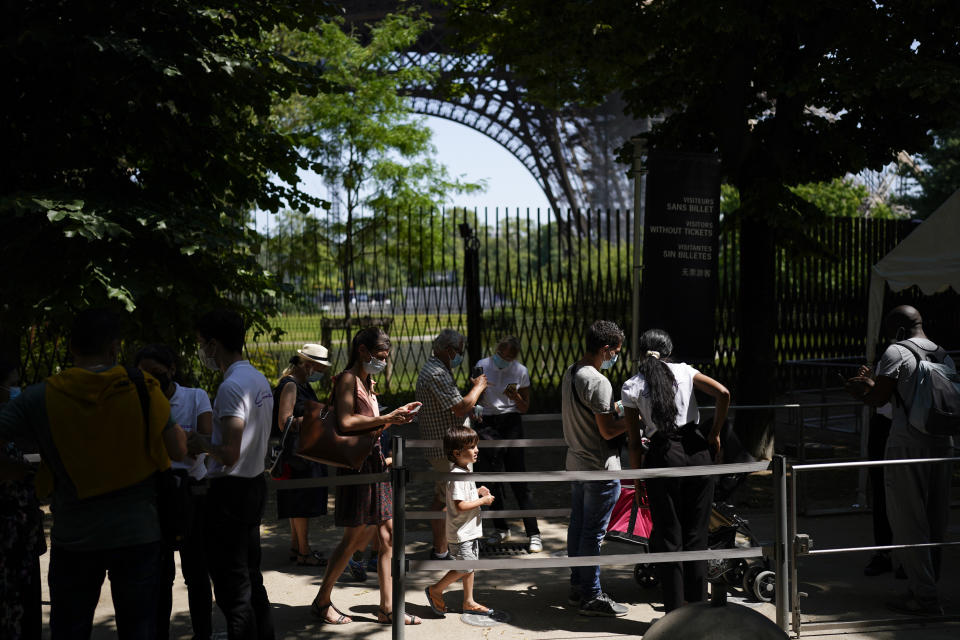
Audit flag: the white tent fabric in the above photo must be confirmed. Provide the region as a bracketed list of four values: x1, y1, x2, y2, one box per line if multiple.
[866, 188, 960, 362]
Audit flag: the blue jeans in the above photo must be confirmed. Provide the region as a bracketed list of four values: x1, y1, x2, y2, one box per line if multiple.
[567, 479, 620, 599]
[48, 541, 162, 640]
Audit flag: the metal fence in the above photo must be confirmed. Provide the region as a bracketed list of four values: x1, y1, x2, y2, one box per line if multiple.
[250, 207, 937, 409]
[19, 208, 953, 401]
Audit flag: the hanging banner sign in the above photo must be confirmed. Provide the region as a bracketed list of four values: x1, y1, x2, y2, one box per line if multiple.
[641, 152, 721, 362]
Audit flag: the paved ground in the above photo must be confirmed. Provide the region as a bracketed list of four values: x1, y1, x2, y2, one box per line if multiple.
[36, 419, 960, 639]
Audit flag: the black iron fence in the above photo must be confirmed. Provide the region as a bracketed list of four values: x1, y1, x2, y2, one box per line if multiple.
[17, 207, 948, 405]
[249, 207, 937, 410]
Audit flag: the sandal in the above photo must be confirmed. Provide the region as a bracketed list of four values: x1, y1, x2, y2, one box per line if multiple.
[463, 604, 494, 616]
[310, 600, 351, 625]
[297, 551, 326, 567]
[378, 607, 422, 625]
[424, 586, 447, 616]
[288, 547, 299, 562]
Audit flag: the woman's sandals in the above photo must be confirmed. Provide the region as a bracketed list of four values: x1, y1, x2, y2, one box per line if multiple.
[310, 601, 351, 625]
[378, 607, 422, 625]
[296, 550, 326, 567]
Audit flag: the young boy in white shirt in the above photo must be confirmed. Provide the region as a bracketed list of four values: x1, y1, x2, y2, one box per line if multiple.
[424, 425, 496, 616]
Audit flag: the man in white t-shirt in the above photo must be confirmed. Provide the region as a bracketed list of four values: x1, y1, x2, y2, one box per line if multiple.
[473, 336, 541, 551]
[191, 310, 275, 639]
[845, 306, 953, 616]
[136, 344, 214, 640]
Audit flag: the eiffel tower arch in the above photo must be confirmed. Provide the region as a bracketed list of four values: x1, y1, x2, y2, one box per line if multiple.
[345, 3, 647, 230]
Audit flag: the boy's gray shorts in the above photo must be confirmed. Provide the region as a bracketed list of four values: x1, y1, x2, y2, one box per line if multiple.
[449, 538, 480, 572]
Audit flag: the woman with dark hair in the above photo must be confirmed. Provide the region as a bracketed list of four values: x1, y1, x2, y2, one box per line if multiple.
[621, 329, 730, 612]
[309, 327, 422, 626]
[274, 344, 331, 567]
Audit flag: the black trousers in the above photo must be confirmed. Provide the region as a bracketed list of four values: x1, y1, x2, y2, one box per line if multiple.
[867, 413, 893, 547]
[158, 480, 212, 640]
[205, 475, 274, 640]
[644, 425, 715, 612]
[474, 412, 540, 536]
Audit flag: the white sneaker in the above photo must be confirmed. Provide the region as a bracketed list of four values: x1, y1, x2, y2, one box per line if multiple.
[486, 529, 510, 545]
[528, 534, 543, 553]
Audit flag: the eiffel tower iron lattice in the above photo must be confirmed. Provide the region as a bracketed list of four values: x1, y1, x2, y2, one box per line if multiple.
[345, 3, 647, 230]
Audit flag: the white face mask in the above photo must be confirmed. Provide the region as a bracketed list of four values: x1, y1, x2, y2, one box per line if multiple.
[363, 357, 387, 375]
[198, 344, 218, 371]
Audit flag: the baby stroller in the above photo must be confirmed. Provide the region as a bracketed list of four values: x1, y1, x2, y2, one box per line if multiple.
[604, 483, 776, 603]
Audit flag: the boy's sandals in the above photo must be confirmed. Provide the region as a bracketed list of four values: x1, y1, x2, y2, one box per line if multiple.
[424, 586, 447, 616]
[310, 601, 351, 625]
[296, 550, 326, 567]
[463, 604, 494, 616]
[378, 607, 422, 625]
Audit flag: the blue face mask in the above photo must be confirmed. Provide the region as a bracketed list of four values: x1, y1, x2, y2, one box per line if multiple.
[450, 352, 463, 369]
[307, 371, 325, 383]
[363, 357, 387, 375]
[600, 352, 618, 370]
[492, 353, 509, 369]
[6, 386, 21, 400]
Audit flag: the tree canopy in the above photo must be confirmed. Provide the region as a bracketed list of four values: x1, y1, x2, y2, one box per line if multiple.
[450, 0, 960, 456]
[1, 1, 336, 367]
[272, 7, 483, 323]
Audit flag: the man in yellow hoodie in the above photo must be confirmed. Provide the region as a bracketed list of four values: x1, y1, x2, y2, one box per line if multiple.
[0, 308, 186, 639]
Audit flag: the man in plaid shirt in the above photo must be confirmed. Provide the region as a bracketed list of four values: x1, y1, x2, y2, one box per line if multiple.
[415, 329, 488, 559]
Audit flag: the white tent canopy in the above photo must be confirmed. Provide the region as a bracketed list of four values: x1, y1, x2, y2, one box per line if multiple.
[866, 188, 960, 361]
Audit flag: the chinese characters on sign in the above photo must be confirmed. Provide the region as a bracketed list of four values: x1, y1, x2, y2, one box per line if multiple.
[641, 152, 721, 362]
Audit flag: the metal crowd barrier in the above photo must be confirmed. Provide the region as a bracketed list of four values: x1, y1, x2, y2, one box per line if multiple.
[388, 437, 781, 640]
[269, 436, 959, 639]
[789, 456, 960, 637]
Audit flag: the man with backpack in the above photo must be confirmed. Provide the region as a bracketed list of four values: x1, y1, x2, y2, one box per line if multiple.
[0, 308, 187, 638]
[845, 305, 955, 616]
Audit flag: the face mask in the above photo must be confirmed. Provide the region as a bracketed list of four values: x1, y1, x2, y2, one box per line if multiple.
[450, 352, 463, 369]
[308, 371, 325, 382]
[492, 353, 509, 369]
[198, 344, 218, 371]
[601, 352, 618, 370]
[5, 386, 21, 400]
[363, 357, 387, 375]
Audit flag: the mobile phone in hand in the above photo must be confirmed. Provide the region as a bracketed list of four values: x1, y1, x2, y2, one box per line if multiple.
[471, 366, 483, 379]
[504, 382, 518, 394]
[407, 402, 422, 414]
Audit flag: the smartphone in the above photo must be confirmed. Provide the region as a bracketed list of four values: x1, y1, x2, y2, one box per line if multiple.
[471, 366, 483, 379]
[504, 382, 518, 394]
[407, 402, 423, 414]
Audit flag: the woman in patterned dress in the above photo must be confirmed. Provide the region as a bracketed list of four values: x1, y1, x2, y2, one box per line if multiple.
[310, 327, 422, 626]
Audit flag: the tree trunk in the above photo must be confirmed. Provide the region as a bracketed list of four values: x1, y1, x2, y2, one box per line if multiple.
[734, 195, 778, 460]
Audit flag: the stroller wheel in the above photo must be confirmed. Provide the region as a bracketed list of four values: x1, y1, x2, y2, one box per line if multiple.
[742, 565, 763, 598]
[751, 570, 776, 603]
[634, 563, 659, 588]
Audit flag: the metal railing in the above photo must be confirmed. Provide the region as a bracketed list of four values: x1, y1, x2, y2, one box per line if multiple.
[258, 404, 959, 639]
[789, 456, 960, 637]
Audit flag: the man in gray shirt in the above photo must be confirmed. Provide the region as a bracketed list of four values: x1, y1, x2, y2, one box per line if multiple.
[845, 305, 953, 616]
[562, 320, 628, 617]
